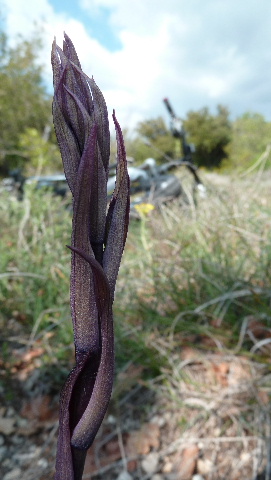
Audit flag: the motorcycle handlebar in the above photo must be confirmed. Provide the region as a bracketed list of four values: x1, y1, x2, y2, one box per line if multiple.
[163, 98, 176, 119]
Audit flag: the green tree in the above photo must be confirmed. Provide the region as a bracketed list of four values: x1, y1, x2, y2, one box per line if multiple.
[0, 31, 53, 175]
[126, 116, 176, 165]
[18, 127, 62, 176]
[183, 105, 232, 168]
[225, 112, 271, 171]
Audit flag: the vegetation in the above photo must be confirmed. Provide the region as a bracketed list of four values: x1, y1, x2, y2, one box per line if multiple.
[1, 146, 271, 480]
[123, 107, 233, 168]
[0, 30, 271, 372]
[0, 28, 271, 177]
[131, 116, 176, 164]
[183, 105, 232, 168]
[0, 31, 59, 176]
[124, 107, 271, 172]
[1, 171, 271, 376]
[1, 25, 271, 479]
[226, 112, 271, 171]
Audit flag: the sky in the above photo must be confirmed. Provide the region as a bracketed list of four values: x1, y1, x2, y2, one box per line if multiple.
[2, 0, 271, 132]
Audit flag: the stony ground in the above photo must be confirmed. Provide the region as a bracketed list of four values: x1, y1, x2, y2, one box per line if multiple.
[1, 323, 270, 480]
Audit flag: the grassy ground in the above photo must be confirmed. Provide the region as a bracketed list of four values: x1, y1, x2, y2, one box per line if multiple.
[1, 170, 271, 479]
[116, 170, 271, 369]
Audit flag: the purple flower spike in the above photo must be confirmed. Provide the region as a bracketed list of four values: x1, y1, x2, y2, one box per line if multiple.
[51, 34, 130, 480]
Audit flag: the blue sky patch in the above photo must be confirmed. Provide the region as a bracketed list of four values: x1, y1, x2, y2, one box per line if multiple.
[49, 0, 122, 51]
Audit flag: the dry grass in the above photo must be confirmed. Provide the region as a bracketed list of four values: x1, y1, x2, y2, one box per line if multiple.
[1, 169, 271, 479]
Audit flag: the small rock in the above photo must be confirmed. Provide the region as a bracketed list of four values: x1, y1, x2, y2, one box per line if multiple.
[104, 438, 120, 455]
[116, 471, 133, 480]
[11, 435, 24, 445]
[126, 423, 160, 456]
[20, 394, 55, 421]
[2, 458, 11, 468]
[173, 445, 199, 480]
[37, 458, 49, 468]
[192, 475, 205, 480]
[163, 412, 172, 423]
[14, 451, 38, 465]
[240, 452, 250, 463]
[162, 460, 173, 473]
[0, 446, 7, 461]
[197, 458, 212, 475]
[150, 415, 166, 428]
[142, 452, 159, 474]
[16, 417, 27, 428]
[17, 420, 40, 436]
[6, 407, 15, 417]
[30, 445, 41, 455]
[3, 469, 22, 480]
[0, 417, 16, 435]
[127, 459, 137, 472]
[151, 475, 164, 480]
[106, 414, 117, 424]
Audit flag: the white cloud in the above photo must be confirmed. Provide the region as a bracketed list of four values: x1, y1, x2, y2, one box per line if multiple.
[3, 0, 271, 131]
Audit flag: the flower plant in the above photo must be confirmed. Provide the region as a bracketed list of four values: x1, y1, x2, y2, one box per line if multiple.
[51, 34, 130, 480]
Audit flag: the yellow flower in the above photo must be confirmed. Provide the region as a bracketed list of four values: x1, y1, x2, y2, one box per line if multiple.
[134, 202, 155, 216]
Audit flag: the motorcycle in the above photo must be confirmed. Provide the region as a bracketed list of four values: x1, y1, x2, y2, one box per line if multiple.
[107, 98, 206, 218]
[162, 97, 206, 201]
[1, 100, 205, 215]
